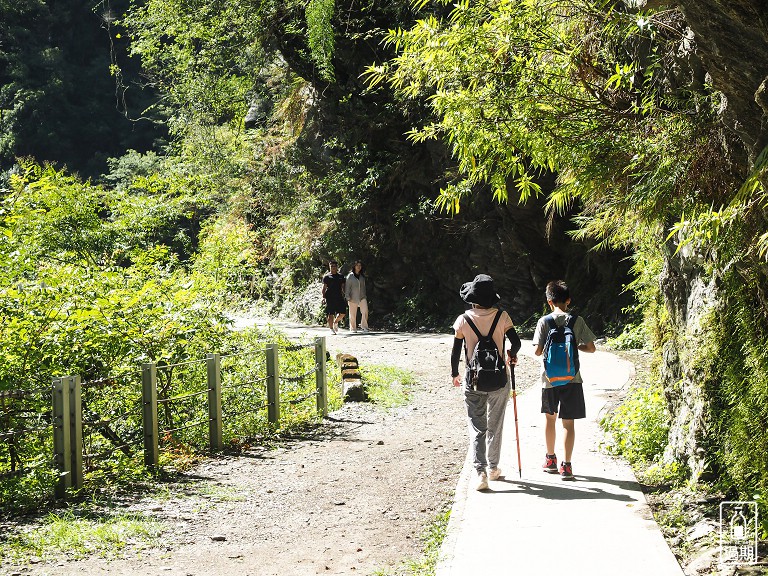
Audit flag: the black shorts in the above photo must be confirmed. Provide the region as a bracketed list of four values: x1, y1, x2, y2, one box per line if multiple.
[324, 299, 346, 315]
[541, 382, 586, 420]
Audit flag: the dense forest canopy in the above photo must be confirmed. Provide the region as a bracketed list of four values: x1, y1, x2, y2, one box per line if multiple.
[1, 0, 768, 517]
[0, 0, 163, 176]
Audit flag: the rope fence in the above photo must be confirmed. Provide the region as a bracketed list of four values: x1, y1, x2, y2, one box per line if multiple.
[280, 366, 318, 383]
[0, 336, 328, 500]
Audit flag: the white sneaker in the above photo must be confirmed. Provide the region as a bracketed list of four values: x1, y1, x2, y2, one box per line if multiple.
[475, 471, 489, 491]
[489, 468, 503, 481]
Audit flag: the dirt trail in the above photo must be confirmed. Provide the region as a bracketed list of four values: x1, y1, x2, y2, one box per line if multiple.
[8, 320, 540, 576]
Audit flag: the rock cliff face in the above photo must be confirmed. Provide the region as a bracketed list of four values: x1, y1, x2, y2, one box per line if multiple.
[676, 0, 768, 157]
[659, 246, 721, 478]
[369, 182, 631, 332]
[657, 0, 768, 477]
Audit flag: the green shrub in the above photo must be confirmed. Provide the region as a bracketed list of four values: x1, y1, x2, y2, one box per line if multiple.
[601, 376, 670, 467]
[607, 323, 648, 351]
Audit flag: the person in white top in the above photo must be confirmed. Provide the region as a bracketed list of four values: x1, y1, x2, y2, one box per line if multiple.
[451, 274, 521, 490]
[345, 260, 369, 332]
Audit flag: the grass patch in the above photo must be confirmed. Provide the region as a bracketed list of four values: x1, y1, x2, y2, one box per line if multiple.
[3, 510, 163, 563]
[195, 482, 248, 502]
[373, 507, 451, 576]
[404, 508, 451, 575]
[360, 365, 416, 408]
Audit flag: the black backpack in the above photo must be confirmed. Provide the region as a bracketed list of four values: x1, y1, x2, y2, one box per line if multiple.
[463, 310, 507, 391]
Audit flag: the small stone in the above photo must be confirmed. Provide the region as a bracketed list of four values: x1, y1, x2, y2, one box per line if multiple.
[376, 440, 384, 445]
[687, 521, 715, 541]
[333, 501, 346, 506]
[211, 534, 227, 542]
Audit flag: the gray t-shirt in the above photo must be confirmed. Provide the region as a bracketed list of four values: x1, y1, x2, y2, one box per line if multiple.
[533, 312, 596, 388]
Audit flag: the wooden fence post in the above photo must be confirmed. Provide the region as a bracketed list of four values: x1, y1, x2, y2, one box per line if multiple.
[142, 363, 159, 468]
[207, 353, 223, 451]
[266, 344, 280, 427]
[52, 377, 71, 499]
[68, 376, 83, 491]
[315, 337, 327, 417]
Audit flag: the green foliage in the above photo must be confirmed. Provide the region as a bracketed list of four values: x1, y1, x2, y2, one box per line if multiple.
[607, 323, 647, 351]
[369, 0, 718, 223]
[123, 0, 265, 129]
[0, 0, 160, 176]
[707, 268, 768, 501]
[192, 214, 261, 297]
[306, 0, 336, 81]
[602, 376, 670, 467]
[0, 160, 336, 509]
[0, 462, 59, 516]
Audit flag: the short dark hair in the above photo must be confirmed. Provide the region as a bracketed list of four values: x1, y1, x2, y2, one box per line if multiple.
[329, 260, 338, 266]
[546, 280, 570, 304]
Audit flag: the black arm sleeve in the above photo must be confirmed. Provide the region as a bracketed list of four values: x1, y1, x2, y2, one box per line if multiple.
[451, 338, 464, 377]
[505, 326, 522, 356]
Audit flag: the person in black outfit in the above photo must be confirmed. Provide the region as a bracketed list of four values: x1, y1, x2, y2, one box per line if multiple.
[322, 260, 346, 334]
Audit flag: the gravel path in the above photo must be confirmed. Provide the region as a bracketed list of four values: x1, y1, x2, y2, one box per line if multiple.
[7, 319, 541, 576]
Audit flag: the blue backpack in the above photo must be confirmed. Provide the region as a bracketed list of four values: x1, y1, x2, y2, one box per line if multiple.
[543, 314, 579, 386]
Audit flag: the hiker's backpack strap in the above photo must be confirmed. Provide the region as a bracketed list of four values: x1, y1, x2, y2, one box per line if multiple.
[487, 310, 502, 341]
[463, 314, 483, 339]
[544, 313, 558, 331]
[566, 313, 578, 329]
[465, 311, 502, 343]
[462, 311, 502, 360]
[462, 314, 480, 363]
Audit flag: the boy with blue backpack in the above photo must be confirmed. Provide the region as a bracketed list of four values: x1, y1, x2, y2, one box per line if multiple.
[533, 280, 596, 480]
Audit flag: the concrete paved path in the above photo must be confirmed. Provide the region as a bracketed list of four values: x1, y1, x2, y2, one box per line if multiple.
[436, 343, 684, 576]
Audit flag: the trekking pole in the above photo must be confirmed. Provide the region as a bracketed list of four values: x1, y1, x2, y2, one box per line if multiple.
[510, 365, 522, 478]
